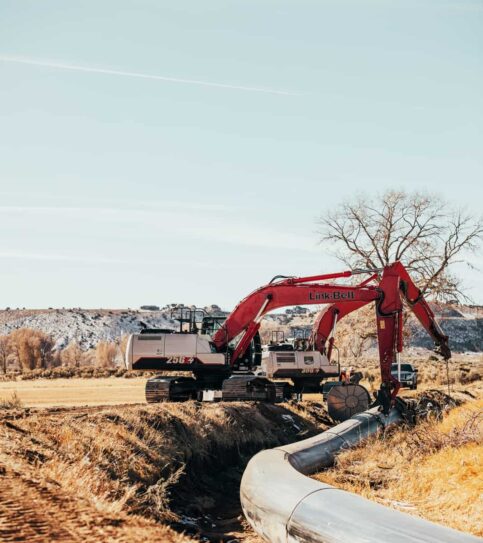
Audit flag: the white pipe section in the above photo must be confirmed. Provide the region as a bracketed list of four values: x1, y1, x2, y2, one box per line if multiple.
[240, 407, 480, 543]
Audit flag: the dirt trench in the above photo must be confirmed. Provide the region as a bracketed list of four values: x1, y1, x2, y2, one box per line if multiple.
[0, 400, 333, 543]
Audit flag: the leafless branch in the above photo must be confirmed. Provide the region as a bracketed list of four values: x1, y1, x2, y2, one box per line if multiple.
[318, 190, 483, 302]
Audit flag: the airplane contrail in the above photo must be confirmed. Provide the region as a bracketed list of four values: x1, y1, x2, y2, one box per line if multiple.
[0, 55, 300, 96]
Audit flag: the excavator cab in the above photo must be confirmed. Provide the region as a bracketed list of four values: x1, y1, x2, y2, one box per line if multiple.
[201, 315, 227, 336]
[203, 314, 262, 371]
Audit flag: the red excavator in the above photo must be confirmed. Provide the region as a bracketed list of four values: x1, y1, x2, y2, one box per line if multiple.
[126, 262, 450, 417]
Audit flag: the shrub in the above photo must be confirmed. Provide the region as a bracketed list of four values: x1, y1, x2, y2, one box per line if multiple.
[0, 392, 23, 409]
[8, 328, 54, 371]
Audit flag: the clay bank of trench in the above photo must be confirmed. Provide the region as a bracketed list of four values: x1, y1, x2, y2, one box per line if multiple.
[0, 400, 333, 543]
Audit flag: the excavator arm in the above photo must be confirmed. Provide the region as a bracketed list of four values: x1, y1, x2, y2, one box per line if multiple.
[310, 265, 450, 365]
[211, 270, 379, 363]
[374, 263, 451, 409]
[391, 262, 451, 360]
[212, 263, 450, 410]
[310, 273, 379, 360]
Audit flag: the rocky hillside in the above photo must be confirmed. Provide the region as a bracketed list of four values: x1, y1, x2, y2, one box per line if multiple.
[262, 304, 483, 353]
[0, 308, 178, 350]
[410, 305, 483, 352]
[0, 304, 481, 353]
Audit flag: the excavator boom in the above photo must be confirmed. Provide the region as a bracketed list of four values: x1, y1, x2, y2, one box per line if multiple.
[212, 274, 379, 361]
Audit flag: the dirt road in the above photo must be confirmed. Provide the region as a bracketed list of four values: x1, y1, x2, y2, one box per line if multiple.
[0, 460, 194, 543]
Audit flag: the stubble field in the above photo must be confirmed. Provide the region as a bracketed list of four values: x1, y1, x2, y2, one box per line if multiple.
[0, 377, 147, 407]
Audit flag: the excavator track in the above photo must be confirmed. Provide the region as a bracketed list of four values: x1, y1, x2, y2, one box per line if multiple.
[145, 376, 197, 402]
[221, 376, 291, 402]
[145, 375, 292, 403]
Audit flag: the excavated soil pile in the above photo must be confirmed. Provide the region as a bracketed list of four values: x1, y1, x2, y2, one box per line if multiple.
[0, 400, 331, 543]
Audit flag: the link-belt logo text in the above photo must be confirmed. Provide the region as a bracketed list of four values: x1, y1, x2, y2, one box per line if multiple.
[309, 291, 355, 301]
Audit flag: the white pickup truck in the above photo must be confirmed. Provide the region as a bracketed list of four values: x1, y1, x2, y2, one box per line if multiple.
[391, 362, 418, 389]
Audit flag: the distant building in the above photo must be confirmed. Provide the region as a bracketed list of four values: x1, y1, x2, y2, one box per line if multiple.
[140, 305, 160, 311]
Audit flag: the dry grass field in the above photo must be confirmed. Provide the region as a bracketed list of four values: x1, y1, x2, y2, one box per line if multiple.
[0, 353, 480, 408]
[0, 377, 147, 407]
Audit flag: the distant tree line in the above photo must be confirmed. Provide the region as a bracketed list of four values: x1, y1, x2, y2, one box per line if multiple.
[0, 328, 127, 374]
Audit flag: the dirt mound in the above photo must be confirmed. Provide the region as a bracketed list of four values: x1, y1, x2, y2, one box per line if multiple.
[396, 387, 478, 424]
[0, 401, 330, 542]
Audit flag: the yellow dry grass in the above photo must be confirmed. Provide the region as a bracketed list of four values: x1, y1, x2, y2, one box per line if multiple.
[356, 354, 482, 392]
[315, 398, 483, 536]
[0, 377, 147, 406]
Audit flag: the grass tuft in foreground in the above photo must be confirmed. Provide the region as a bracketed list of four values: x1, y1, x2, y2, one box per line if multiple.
[0, 391, 23, 409]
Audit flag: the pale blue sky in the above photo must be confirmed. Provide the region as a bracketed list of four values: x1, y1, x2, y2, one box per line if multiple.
[0, 0, 482, 308]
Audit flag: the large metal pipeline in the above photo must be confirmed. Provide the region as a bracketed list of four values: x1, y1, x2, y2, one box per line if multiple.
[240, 407, 480, 543]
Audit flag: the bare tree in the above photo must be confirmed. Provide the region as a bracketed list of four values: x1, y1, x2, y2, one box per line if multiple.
[319, 190, 482, 302]
[61, 342, 84, 367]
[95, 341, 118, 368]
[0, 336, 10, 374]
[37, 334, 54, 368]
[8, 329, 54, 371]
[117, 335, 129, 363]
